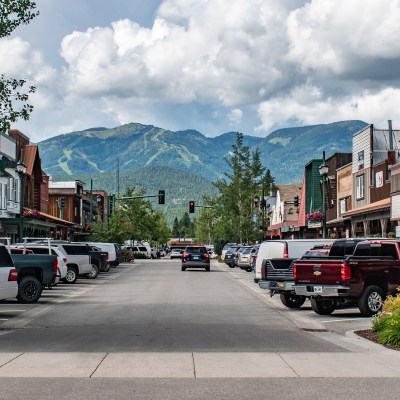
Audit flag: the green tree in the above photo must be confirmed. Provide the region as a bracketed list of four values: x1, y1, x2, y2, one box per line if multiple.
[90, 187, 170, 245]
[0, 0, 38, 132]
[213, 132, 275, 244]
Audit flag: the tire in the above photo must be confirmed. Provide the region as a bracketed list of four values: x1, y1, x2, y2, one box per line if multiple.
[245, 267, 253, 272]
[17, 276, 43, 304]
[280, 293, 306, 309]
[86, 264, 99, 279]
[228, 265, 235, 268]
[358, 285, 385, 316]
[239, 266, 244, 270]
[103, 264, 110, 272]
[64, 267, 78, 284]
[181, 266, 186, 271]
[310, 298, 336, 315]
[205, 266, 210, 272]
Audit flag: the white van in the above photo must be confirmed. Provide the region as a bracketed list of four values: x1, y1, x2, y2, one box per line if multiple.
[87, 242, 117, 266]
[254, 239, 336, 282]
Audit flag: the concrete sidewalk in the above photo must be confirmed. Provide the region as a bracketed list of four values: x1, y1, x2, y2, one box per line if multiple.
[0, 350, 398, 378]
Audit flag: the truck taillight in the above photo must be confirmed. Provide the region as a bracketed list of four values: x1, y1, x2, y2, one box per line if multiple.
[8, 269, 17, 281]
[293, 265, 297, 280]
[283, 249, 288, 258]
[341, 265, 351, 281]
[53, 259, 58, 273]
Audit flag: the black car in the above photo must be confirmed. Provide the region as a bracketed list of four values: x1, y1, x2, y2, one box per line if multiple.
[181, 246, 210, 271]
[224, 246, 240, 268]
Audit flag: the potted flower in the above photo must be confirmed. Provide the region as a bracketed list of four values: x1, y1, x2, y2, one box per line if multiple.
[306, 210, 324, 223]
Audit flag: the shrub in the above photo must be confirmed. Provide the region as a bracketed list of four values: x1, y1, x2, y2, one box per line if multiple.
[377, 312, 400, 346]
[133, 252, 148, 259]
[372, 287, 400, 347]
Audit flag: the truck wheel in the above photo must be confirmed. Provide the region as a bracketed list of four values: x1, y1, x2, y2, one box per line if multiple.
[103, 264, 110, 272]
[310, 298, 336, 315]
[228, 265, 235, 268]
[17, 276, 43, 304]
[64, 267, 78, 284]
[280, 293, 306, 309]
[86, 264, 99, 279]
[358, 285, 385, 316]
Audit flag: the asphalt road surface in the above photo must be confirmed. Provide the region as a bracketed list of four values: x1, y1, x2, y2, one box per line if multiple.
[0, 259, 399, 400]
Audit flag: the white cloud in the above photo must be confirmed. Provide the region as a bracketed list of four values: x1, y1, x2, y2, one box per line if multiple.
[4, 0, 400, 142]
[257, 86, 400, 132]
[228, 108, 243, 126]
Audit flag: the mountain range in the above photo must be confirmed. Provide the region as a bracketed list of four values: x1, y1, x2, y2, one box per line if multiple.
[38, 120, 367, 225]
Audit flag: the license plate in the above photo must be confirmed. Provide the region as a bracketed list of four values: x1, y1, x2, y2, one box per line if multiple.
[193, 256, 199, 260]
[313, 286, 323, 293]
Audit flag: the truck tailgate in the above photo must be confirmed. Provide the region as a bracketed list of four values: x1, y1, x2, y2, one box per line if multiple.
[294, 259, 344, 285]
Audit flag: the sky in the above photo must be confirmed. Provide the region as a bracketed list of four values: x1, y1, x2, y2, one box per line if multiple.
[3, 0, 400, 142]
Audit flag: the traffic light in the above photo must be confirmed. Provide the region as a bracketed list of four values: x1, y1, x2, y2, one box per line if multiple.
[158, 190, 165, 205]
[294, 195, 299, 207]
[60, 197, 65, 208]
[189, 200, 195, 213]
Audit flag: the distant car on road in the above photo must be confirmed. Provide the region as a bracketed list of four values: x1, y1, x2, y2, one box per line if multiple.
[170, 248, 183, 259]
[181, 246, 210, 271]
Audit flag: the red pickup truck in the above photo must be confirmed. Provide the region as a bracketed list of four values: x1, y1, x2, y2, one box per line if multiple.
[293, 240, 400, 316]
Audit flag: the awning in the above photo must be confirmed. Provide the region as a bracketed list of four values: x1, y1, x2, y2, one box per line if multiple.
[326, 216, 351, 226]
[342, 198, 390, 218]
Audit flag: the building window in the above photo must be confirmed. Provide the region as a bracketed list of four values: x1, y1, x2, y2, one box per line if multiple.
[9, 178, 14, 201]
[14, 178, 18, 202]
[358, 150, 364, 161]
[356, 175, 364, 199]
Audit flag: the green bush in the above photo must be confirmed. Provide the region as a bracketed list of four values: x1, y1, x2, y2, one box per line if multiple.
[372, 288, 400, 347]
[377, 312, 400, 346]
[133, 252, 148, 259]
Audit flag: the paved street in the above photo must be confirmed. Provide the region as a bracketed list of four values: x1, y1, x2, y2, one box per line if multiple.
[0, 259, 399, 399]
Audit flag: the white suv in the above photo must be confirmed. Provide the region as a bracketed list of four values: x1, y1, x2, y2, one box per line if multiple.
[0, 245, 18, 300]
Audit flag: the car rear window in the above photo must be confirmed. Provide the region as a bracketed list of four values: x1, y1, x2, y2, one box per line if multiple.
[186, 247, 207, 254]
[0, 246, 14, 267]
[62, 245, 90, 255]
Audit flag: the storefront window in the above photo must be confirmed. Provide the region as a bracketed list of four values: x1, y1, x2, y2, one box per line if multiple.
[356, 175, 364, 199]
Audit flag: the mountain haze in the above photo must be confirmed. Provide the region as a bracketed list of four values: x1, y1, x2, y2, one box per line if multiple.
[39, 120, 367, 225]
[39, 120, 367, 184]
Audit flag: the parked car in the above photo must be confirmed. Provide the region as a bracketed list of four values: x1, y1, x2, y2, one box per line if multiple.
[114, 243, 125, 265]
[0, 245, 19, 302]
[129, 245, 151, 259]
[254, 239, 336, 283]
[250, 245, 260, 272]
[181, 246, 210, 271]
[30, 241, 93, 284]
[170, 248, 183, 259]
[237, 246, 253, 272]
[224, 245, 241, 268]
[12, 244, 68, 285]
[294, 239, 400, 316]
[233, 246, 251, 268]
[221, 243, 236, 260]
[87, 242, 118, 267]
[8, 248, 57, 303]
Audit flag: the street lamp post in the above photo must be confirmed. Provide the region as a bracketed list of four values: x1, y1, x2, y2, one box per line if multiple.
[319, 151, 329, 239]
[96, 195, 102, 225]
[15, 159, 27, 242]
